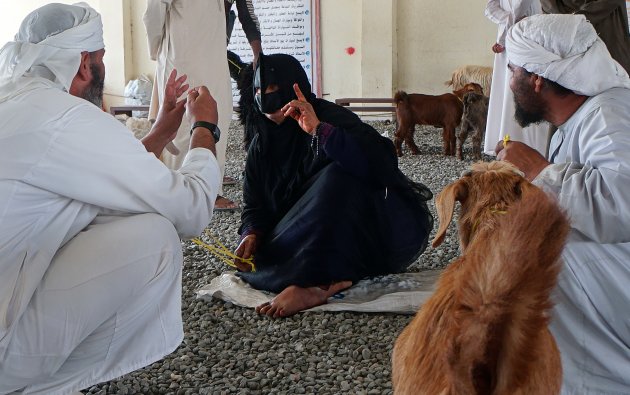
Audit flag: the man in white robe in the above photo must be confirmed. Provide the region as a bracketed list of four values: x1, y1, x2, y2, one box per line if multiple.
[0, 3, 222, 394]
[144, 0, 237, 210]
[496, 14, 630, 394]
[484, 0, 550, 156]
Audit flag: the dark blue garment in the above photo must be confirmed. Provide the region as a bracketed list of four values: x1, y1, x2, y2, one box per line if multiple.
[236, 54, 433, 293]
[238, 162, 432, 293]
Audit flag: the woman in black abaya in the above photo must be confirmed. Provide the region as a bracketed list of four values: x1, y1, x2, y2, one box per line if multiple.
[233, 54, 433, 317]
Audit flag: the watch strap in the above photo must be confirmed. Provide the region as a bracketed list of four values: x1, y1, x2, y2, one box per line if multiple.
[190, 121, 220, 142]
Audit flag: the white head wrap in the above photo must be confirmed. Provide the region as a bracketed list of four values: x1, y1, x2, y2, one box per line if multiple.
[506, 14, 630, 96]
[0, 2, 104, 102]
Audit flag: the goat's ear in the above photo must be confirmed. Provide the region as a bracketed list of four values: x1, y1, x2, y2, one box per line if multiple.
[432, 179, 468, 248]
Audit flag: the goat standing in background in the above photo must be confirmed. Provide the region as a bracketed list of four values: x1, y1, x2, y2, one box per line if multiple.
[458, 92, 490, 160]
[393, 91, 463, 157]
[392, 161, 568, 395]
[445, 65, 493, 97]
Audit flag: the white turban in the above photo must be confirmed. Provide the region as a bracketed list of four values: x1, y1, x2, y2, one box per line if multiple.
[0, 2, 104, 102]
[506, 14, 630, 96]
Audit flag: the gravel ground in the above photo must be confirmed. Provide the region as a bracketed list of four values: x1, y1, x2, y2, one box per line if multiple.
[86, 119, 491, 395]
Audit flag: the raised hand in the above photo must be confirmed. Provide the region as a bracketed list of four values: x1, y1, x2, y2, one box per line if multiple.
[281, 83, 320, 135]
[154, 69, 189, 142]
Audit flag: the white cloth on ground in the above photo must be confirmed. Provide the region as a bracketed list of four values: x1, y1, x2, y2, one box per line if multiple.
[198, 271, 442, 315]
[532, 87, 630, 394]
[483, 0, 550, 156]
[0, 214, 183, 395]
[144, 0, 232, 195]
[506, 14, 630, 96]
[0, 80, 220, 390]
[0, 2, 103, 103]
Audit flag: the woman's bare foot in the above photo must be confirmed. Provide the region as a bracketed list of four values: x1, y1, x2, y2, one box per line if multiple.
[256, 281, 352, 318]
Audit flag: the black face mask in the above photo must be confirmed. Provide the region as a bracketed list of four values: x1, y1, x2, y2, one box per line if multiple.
[253, 53, 315, 116]
[255, 90, 285, 113]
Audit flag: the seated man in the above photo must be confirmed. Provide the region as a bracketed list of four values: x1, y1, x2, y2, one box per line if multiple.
[233, 54, 434, 318]
[495, 14, 630, 393]
[0, 4, 222, 394]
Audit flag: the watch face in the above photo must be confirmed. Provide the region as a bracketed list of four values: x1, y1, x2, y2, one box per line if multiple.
[213, 126, 221, 142]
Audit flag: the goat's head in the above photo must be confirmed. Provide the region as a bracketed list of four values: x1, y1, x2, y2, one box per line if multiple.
[452, 82, 484, 99]
[432, 161, 542, 250]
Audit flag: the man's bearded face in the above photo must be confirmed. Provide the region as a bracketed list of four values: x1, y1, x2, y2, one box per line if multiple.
[510, 66, 545, 127]
[83, 61, 104, 108]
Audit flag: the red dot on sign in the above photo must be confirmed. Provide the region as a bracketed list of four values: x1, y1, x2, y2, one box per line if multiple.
[346, 47, 355, 55]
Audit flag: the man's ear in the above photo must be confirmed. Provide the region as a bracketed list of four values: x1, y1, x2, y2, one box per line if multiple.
[75, 51, 92, 82]
[533, 74, 544, 93]
[69, 52, 92, 97]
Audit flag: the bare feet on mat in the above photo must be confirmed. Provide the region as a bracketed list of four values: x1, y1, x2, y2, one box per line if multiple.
[256, 281, 353, 318]
[215, 195, 239, 211]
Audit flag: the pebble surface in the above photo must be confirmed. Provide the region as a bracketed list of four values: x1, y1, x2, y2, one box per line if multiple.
[86, 119, 491, 394]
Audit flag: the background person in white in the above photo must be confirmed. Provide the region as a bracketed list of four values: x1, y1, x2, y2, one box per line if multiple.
[496, 14, 630, 393]
[483, 0, 550, 156]
[0, 3, 222, 394]
[144, 0, 237, 210]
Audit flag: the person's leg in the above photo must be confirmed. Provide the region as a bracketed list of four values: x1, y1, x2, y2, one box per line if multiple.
[0, 214, 183, 395]
[213, 80, 239, 210]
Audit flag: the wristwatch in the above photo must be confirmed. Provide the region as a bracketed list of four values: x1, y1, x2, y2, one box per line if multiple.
[190, 121, 220, 143]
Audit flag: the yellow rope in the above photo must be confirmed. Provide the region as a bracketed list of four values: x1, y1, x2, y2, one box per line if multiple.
[191, 230, 256, 272]
[471, 207, 508, 237]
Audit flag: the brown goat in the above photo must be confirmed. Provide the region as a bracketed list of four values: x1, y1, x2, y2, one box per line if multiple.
[392, 161, 568, 395]
[393, 91, 463, 157]
[458, 92, 490, 160]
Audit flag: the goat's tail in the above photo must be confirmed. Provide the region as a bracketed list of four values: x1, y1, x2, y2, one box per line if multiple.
[447, 190, 569, 394]
[393, 90, 408, 105]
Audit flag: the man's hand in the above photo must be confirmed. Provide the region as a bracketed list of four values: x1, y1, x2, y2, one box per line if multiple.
[282, 83, 320, 135]
[187, 86, 219, 155]
[233, 234, 257, 272]
[186, 86, 218, 125]
[153, 69, 189, 142]
[492, 43, 505, 53]
[495, 139, 550, 181]
[141, 69, 188, 156]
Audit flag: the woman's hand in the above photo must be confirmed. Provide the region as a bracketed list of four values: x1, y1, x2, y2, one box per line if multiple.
[282, 83, 320, 135]
[233, 234, 257, 272]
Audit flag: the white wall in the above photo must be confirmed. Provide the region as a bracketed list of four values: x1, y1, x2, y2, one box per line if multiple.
[397, 0, 497, 94]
